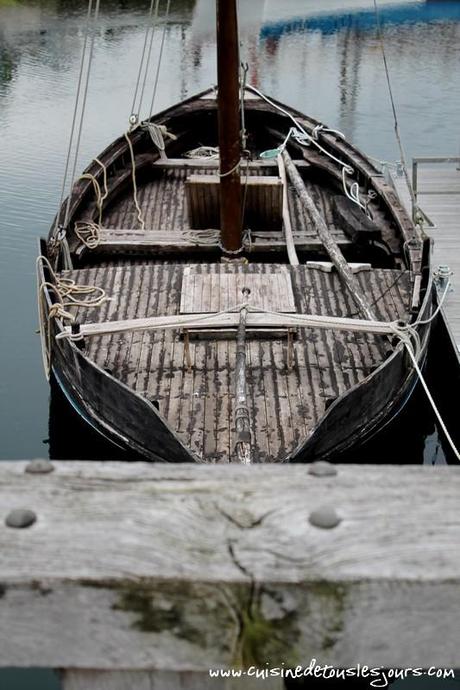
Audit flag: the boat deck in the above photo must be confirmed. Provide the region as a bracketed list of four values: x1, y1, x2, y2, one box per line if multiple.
[99, 166, 351, 247]
[64, 261, 411, 462]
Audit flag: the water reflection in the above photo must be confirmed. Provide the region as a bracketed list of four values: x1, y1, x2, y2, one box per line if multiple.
[0, 0, 459, 461]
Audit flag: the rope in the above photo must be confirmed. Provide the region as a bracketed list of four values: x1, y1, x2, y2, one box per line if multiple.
[141, 122, 177, 151]
[148, 0, 171, 118]
[249, 85, 368, 212]
[185, 146, 219, 159]
[124, 131, 146, 229]
[63, 0, 101, 229]
[130, 0, 160, 120]
[182, 229, 220, 245]
[74, 220, 101, 249]
[373, 0, 419, 223]
[77, 157, 108, 226]
[37, 255, 110, 378]
[218, 160, 241, 178]
[240, 61, 249, 150]
[53, 0, 94, 237]
[402, 334, 460, 462]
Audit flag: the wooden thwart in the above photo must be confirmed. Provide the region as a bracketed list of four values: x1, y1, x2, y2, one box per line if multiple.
[58, 311, 398, 339]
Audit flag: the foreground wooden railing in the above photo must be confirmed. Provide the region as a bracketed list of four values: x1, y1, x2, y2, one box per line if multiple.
[0, 461, 459, 689]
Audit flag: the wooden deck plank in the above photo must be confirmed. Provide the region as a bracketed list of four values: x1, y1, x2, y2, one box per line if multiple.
[62, 263, 409, 462]
[393, 164, 460, 353]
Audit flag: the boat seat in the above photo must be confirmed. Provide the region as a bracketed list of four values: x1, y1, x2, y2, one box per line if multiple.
[75, 228, 352, 256]
[185, 174, 283, 231]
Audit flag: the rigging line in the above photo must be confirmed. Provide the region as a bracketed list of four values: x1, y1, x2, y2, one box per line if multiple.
[148, 0, 171, 118]
[137, 0, 161, 119]
[403, 337, 460, 462]
[53, 0, 94, 235]
[248, 84, 367, 210]
[64, 0, 101, 228]
[373, 0, 416, 212]
[130, 0, 158, 116]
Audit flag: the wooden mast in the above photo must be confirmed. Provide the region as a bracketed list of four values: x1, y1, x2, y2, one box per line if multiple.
[216, 0, 242, 254]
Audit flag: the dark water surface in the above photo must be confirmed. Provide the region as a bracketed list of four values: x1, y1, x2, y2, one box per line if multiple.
[0, 2, 460, 683]
[1, 0, 460, 462]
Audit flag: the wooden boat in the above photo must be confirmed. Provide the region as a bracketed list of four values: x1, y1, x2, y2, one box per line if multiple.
[37, 0, 433, 464]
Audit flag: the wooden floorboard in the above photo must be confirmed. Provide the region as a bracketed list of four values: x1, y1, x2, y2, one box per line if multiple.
[62, 261, 410, 462]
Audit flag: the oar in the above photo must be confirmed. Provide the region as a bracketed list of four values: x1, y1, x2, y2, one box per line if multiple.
[281, 149, 376, 321]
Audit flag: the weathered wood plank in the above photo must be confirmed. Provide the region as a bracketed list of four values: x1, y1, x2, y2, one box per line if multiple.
[58, 311, 397, 340]
[1, 462, 460, 670]
[393, 164, 460, 353]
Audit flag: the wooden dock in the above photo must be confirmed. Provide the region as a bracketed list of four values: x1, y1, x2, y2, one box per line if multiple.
[392, 157, 460, 352]
[1, 460, 460, 689]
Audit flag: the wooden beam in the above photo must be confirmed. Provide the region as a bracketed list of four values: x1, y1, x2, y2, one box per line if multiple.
[152, 158, 310, 169]
[0, 462, 460, 672]
[82, 230, 351, 256]
[57, 311, 397, 340]
[278, 154, 299, 266]
[282, 149, 376, 320]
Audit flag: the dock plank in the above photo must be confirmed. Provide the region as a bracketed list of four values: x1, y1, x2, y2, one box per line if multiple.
[393, 163, 460, 353]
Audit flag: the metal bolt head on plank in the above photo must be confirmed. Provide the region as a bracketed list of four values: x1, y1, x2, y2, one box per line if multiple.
[25, 459, 54, 475]
[309, 506, 341, 529]
[308, 461, 337, 477]
[6, 509, 37, 529]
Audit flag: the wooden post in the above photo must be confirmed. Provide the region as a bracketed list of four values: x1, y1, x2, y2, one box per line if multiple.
[282, 149, 376, 320]
[216, 0, 242, 254]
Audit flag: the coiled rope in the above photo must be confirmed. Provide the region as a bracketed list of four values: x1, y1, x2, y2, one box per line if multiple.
[37, 255, 111, 378]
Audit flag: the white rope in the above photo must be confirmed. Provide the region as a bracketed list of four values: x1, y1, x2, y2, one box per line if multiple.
[37, 255, 110, 378]
[182, 229, 220, 245]
[403, 336, 460, 462]
[148, 0, 171, 118]
[218, 160, 241, 178]
[130, 0, 161, 119]
[74, 220, 101, 249]
[373, 0, 419, 222]
[141, 122, 177, 151]
[185, 146, 219, 159]
[248, 85, 368, 211]
[63, 0, 101, 228]
[124, 131, 146, 229]
[54, 0, 94, 237]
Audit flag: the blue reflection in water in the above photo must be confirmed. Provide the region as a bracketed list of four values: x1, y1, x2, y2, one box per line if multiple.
[261, 1, 460, 39]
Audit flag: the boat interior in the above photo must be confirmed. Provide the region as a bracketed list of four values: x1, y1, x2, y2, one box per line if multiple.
[51, 92, 418, 463]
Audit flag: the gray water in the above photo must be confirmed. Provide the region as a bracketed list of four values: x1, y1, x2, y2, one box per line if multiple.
[1, 0, 459, 460]
[0, 1, 459, 683]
